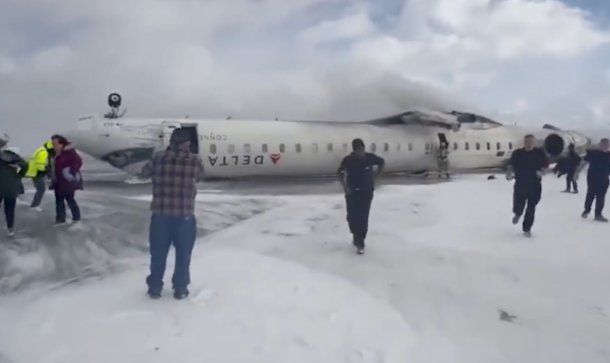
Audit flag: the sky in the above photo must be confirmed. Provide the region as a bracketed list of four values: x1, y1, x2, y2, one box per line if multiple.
[2, 0, 610, 150]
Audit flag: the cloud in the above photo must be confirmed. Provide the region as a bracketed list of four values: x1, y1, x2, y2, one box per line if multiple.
[0, 0, 609, 150]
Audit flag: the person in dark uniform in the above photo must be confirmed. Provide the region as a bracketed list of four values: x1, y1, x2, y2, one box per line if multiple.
[506, 134, 549, 237]
[338, 139, 385, 254]
[563, 143, 581, 193]
[581, 138, 610, 222]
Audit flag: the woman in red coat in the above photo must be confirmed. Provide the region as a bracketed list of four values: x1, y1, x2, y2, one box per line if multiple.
[51, 135, 83, 225]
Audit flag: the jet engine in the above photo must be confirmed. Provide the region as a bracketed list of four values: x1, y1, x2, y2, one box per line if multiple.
[543, 133, 565, 157]
[541, 125, 591, 158]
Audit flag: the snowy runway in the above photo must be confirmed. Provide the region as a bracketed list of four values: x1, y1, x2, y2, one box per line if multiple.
[1, 175, 609, 362]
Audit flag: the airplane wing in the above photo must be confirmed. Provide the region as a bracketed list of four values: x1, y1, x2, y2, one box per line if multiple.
[366, 109, 460, 130]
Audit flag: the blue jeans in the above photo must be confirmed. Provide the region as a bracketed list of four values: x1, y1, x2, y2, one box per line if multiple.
[147, 214, 197, 294]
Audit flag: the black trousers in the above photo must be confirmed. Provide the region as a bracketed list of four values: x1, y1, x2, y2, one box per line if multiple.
[584, 179, 609, 216]
[513, 183, 541, 233]
[0, 197, 16, 229]
[345, 190, 374, 248]
[31, 176, 46, 207]
[565, 171, 577, 192]
[55, 190, 81, 223]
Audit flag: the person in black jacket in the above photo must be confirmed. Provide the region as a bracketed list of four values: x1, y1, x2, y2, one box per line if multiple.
[563, 143, 581, 193]
[506, 135, 549, 237]
[338, 139, 385, 254]
[581, 138, 610, 222]
[0, 135, 28, 237]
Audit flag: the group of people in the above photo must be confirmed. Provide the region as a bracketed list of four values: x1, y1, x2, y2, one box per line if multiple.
[507, 135, 610, 237]
[0, 134, 83, 237]
[2, 129, 609, 301]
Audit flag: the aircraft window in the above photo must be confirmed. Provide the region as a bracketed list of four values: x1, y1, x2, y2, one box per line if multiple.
[327, 143, 333, 152]
[453, 142, 458, 151]
[312, 143, 319, 153]
[496, 142, 501, 150]
[408, 143, 413, 151]
[465, 142, 470, 151]
[397, 144, 401, 152]
[425, 143, 431, 151]
[228, 144, 235, 154]
[262, 144, 268, 153]
[383, 143, 389, 152]
[279, 144, 285, 153]
[486, 142, 491, 150]
[475, 142, 481, 151]
[342, 143, 348, 153]
[508, 142, 513, 150]
[370, 143, 377, 152]
[210, 144, 217, 154]
[244, 144, 251, 153]
[295, 143, 302, 153]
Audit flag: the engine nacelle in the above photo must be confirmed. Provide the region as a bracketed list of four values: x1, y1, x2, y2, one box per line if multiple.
[542, 131, 591, 158]
[543, 133, 565, 157]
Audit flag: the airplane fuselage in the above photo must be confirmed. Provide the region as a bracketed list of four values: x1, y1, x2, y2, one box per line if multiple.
[69, 114, 589, 178]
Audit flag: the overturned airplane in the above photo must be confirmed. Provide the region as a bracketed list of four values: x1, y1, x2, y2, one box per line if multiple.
[69, 94, 591, 178]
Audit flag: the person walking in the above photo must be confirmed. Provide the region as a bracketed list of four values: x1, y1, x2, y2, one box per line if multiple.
[581, 138, 610, 222]
[0, 134, 28, 237]
[51, 135, 83, 225]
[25, 140, 54, 210]
[507, 134, 549, 237]
[140, 128, 205, 300]
[437, 142, 450, 179]
[337, 138, 385, 254]
[563, 143, 581, 194]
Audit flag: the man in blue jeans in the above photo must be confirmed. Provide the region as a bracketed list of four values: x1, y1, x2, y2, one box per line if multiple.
[140, 128, 204, 300]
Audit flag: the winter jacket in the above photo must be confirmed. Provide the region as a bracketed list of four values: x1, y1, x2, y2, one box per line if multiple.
[584, 149, 610, 183]
[0, 149, 28, 198]
[53, 144, 83, 195]
[508, 147, 549, 188]
[26, 141, 53, 178]
[337, 152, 385, 192]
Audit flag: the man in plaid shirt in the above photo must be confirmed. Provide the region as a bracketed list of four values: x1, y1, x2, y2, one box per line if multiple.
[140, 128, 204, 300]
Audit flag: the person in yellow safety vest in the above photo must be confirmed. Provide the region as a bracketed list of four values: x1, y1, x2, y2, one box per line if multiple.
[26, 140, 54, 210]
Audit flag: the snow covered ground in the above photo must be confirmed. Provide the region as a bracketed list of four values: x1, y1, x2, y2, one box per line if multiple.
[1, 174, 609, 362]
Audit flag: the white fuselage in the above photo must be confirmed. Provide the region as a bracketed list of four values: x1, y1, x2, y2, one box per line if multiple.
[69, 115, 588, 178]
